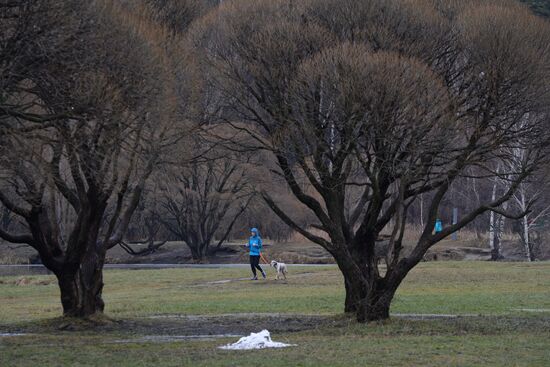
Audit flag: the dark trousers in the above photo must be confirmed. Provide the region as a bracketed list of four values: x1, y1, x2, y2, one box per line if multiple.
[249, 255, 264, 276]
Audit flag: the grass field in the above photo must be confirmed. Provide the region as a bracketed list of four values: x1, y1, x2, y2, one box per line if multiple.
[1, 262, 549, 366]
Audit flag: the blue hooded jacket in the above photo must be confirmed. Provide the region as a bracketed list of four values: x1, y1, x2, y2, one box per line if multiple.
[248, 228, 262, 256]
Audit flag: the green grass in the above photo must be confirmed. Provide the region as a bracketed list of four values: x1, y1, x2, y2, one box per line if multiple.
[1, 262, 550, 366]
[2, 262, 549, 322]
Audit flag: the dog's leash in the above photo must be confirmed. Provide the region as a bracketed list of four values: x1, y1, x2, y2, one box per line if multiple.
[242, 244, 270, 264]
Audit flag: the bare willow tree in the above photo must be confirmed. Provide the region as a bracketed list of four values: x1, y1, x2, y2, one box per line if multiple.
[0, 1, 180, 317]
[118, 183, 169, 257]
[191, 0, 550, 321]
[159, 149, 253, 262]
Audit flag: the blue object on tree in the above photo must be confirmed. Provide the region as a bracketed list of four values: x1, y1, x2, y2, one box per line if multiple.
[435, 219, 443, 233]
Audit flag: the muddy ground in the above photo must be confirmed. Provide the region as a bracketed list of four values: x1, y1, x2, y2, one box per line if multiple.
[2, 313, 342, 337]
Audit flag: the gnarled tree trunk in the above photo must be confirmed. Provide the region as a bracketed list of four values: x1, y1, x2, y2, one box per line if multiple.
[341, 268, 396, 322]
[189, 243, 209, 263]
[54, 210, 108, 317]
[335, 246, 398, 322]
[57, 256, 105, 317]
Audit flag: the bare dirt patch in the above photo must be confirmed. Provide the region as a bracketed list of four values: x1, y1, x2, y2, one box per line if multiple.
[2, 313, 343, 338]
[126, 314, 338, 336]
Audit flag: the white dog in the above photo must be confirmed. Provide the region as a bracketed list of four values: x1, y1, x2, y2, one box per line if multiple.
[270, 260, 288, 280]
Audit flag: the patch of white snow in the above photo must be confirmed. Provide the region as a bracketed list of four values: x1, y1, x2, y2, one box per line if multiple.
[219, 330, 295, 350]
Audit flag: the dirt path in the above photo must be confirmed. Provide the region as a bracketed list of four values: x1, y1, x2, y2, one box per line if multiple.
[189, 272, 318, 287]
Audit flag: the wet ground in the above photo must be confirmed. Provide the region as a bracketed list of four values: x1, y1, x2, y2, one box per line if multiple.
[0, 313, 343, 342]
[2, 313, 549, 346]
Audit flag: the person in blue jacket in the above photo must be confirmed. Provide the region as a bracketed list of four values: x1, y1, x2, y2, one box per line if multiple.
[246, 228, 266, 280]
